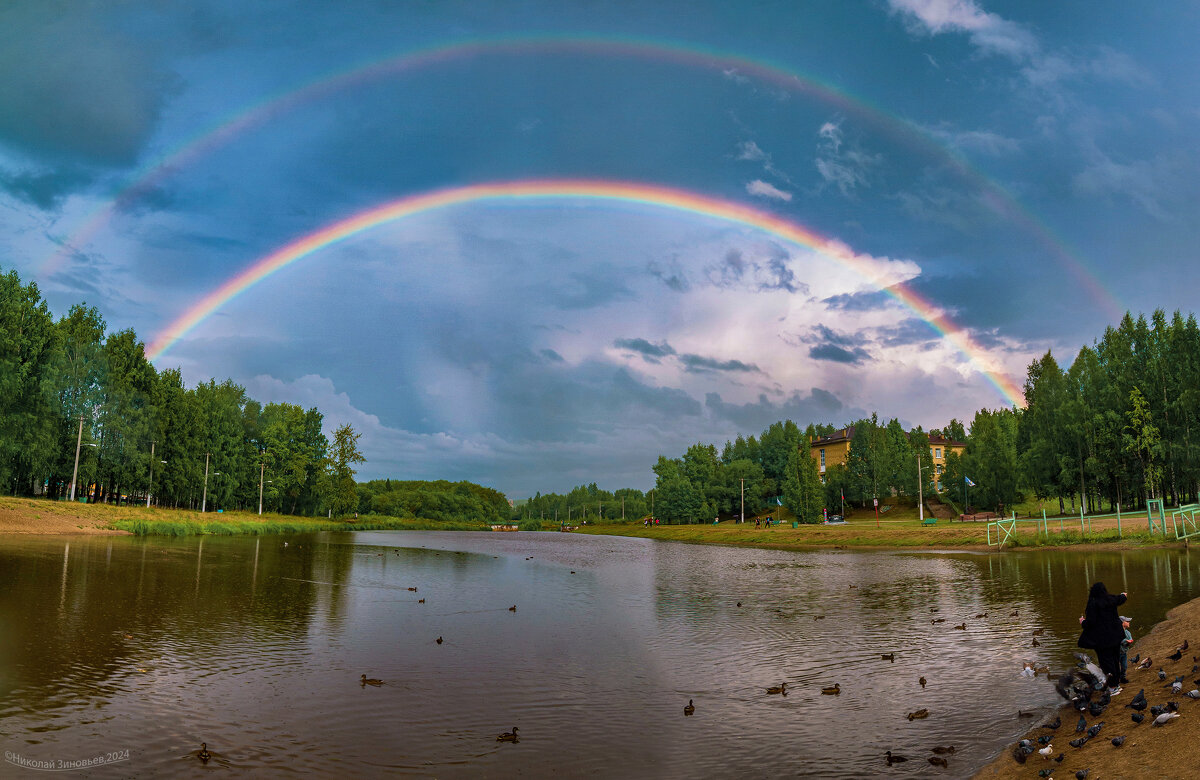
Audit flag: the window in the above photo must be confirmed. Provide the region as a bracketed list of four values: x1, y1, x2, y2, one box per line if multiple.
[935, 447, 942, 459]
[819, 449, 826, 471]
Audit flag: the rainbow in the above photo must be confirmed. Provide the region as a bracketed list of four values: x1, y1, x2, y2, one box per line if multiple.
[39, 35, 1120, 321]
[145, 180, 1026, 407]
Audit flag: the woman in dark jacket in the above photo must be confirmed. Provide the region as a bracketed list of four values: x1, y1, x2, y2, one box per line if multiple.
[1078, 581, 1127, 692]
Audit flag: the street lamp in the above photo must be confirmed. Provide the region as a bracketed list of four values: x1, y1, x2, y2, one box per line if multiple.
[201, 453, 212, 513]
[146, 440, 167, 508]
[257, 451, 268, 515]
[69, 442, 98, 502]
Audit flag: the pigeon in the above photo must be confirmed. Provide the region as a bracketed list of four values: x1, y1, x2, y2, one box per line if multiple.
[1088, 700, 1105, 717]
[1018, 739, 1035, 754]
[1153, 711, 1180, 726]
[1086, 722, 1104, 738]
[1075, 771, 1089, 780]
[1126, 688, 1147, 710]
[1185, 689, 1200, 699]
[1069, 736, 1089, 748]
[1111, 735, 1125, 747]
[1037, 734, 1052, 745]
[1167, 700, 1179, 712]
[1171, 680, 1183, 694]
[1011, 746, 1028, 765]
[1151, 705, 1167, 717]
[1041, 716, 1061, 730]
[1131, 712, 1144, 723]
[1038, 770, 1053, 778]
[1076, 716, 1088, 733]
[1168, 648, 1183, 661]
[1038, 744, 1054, 758]
[1183, 640, 1191, 651]
[1159, 668, 1167, 680]
[1137, 657, 1153, 669]
[1130, 653, 1140, 665]
[1054, 753, 1065, 762]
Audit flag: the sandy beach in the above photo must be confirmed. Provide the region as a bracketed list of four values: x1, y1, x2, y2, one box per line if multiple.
[973, 595, 1200, 779]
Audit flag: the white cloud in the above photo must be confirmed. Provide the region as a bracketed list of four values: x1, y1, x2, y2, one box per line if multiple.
[923, 125, 1020, 156]
[745, 179, 793, 201]
[815, 120, 880, 196]
[887, 0, 1036, 61]
[736, 140, 767, 161]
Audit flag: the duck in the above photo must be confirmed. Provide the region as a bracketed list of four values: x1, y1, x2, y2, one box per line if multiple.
[1032, 628, 1045, 636]
[683, 699, 695, 716]
[418, 598, 425, 603]
[931, 745, 955, 754]
[407, 587, 418, 592]
[820, 683, 839, 695]
[928, 755, 948, 768]
[953, 623, 966, 630]
[1009, 609, 1019, 617]
[360, 674, 383, 686]
[919, 676, 927, 688]
[436, 636, 443, 644]
[906, 708, 929, 720]
[813, 614, 826, 620]
[885, 750, 908, 765]
[197, 743, 211, 763]
[509, 605, 517, 612]
[975, 613, 988, 619]
[931, 618, 946, 624]
[767, 682, 788, 695]
[881, 653, 895, 661]
[497, 727, 520, 742]
[1032, 637, 1040, 647]
[1018, 710, 1036, 718]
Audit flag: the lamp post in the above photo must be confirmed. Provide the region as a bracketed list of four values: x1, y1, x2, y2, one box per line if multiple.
[146, 441, 167, 508]
[258, 459, 266, 515]
[201, 453, 210, 513]
[68, 414, 83, 502]
[917, 453, 924, 525]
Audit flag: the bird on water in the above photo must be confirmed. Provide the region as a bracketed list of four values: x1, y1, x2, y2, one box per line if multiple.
[885, 750, 907, 765]
[906, 708, 929, 720]
[361, 674, 383, 686]
[767, 682, 788, 695]
[683, 699, 695, 716]
[927, 755, 948, 768]
[198, 743, 211, 762]
[497, 727, 520, 742]
[820, 683, 840, 695]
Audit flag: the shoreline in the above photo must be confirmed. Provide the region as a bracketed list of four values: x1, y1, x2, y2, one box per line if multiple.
[972, 593, 1200, 779]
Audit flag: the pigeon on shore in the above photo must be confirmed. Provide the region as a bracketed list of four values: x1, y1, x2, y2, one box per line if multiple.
[1137, 657, 1153, 669]
[1159, 668, 1167, 680]
[1132, 712, 1145, 723]
[1086, 721, 1104, 738]
[1038, 744, 1054, 758]
[1168, 648, 1183, 661]
[1185, 689, 1200, 699]
[1126, 689, 1147, 710]
[1153, 711, 1180, 726]
[1076, 715, 1087, 733]
[1111, 735, 1125, 747]
[1041, 716, 1061, 730]
[1069, 736, 1089, 748]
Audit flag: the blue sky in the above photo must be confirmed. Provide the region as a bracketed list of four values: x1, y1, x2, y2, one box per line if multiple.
[3, 0, 1199, 498]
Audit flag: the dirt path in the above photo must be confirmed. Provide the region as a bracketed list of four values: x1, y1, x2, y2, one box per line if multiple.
[973, 597, 1200, 779]
[0, 498, 129, 535]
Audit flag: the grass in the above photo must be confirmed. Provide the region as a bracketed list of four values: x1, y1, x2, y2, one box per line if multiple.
[0, 494, 490, 536]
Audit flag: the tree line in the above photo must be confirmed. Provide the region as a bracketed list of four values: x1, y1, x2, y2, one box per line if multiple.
[0, 268, 371, 514]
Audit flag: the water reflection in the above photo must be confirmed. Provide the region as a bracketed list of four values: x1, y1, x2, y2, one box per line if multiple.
[0, 533, 1196, 778]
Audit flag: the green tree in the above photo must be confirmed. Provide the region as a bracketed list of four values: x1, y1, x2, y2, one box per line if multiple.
[782, 440, 824, 523]
[322, 423, 365, 517]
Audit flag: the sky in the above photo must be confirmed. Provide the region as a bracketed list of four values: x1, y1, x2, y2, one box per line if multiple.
[3, 0, 1199, 498]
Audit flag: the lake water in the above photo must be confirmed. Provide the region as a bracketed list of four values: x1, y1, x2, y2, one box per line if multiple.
[1, 531, 1198, 778]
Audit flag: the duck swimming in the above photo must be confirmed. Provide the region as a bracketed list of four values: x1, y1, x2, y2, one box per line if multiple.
[497, 727, 520, 742]
[198, 743, 211, 762]
[360, 674, 383, 686]
[881, 653, 895, 661]
[684, 699, 695, 716]
[885, 750, 908, 765]
[767, 682, 788, 695]
[820, 683, 839, 695]
[906, 708, 929, 720]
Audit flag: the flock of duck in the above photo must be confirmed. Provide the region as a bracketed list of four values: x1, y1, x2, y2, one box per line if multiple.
[1004, 637, 1195, 778]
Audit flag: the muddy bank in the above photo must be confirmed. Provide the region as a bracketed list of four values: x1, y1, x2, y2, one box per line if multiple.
[973, 595, 1200, 779]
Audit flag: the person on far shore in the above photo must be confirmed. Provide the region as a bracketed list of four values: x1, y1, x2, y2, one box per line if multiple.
[1119, 616, 1134, 684]
[1077, 581, 1128, 694]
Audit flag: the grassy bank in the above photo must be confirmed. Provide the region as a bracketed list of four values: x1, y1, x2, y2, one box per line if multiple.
[0, 495, 490, 536]
[575, 507, 1175, 550]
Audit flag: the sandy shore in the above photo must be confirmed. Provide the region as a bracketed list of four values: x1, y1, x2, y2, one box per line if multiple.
[973, 595, 1200, 779]
[0, 498, 128, 535]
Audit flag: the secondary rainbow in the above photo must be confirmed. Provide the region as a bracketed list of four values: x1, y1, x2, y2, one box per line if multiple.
[146, 179, 1025, 406]
[39, 35, 1120, 321]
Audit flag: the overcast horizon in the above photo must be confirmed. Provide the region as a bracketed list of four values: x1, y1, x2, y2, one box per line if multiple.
[4, 1, 1199, 498]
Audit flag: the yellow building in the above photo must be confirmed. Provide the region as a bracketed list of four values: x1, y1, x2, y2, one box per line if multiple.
[927, 434, 966, 491]
[808, 428, 965, 491]
[810, 427, 855, 478]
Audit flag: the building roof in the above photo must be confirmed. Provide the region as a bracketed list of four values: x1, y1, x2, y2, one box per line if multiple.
[812, 426, 855, 446]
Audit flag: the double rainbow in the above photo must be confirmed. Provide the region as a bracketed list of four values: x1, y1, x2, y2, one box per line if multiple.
[145, 179, 1025, 407]
[40, 35, 1118, 321]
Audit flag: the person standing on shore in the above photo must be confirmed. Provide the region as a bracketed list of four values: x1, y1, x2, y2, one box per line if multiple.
[1077, 581, 1127, 694]
[1118, 616, 1134, 684]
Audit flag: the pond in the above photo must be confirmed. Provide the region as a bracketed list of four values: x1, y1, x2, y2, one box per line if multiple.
[1, 532, 1198, 777]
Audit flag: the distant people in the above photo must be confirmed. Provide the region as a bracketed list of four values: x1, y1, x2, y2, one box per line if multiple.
[1077, 581, 1128, 694]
